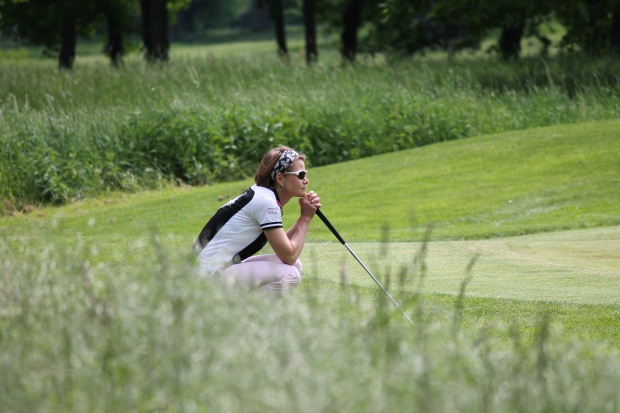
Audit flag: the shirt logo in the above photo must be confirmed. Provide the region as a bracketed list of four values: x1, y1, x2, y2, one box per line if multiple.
[267, 207, 281, 216]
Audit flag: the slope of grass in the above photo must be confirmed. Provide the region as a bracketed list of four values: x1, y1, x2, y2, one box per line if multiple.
[3, 118, 617, 242]
[2, 119, 618, 322]
[310, 118, 620, 241]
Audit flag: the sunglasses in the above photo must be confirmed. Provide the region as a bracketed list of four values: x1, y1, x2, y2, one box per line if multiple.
[283, 170, 307, 180]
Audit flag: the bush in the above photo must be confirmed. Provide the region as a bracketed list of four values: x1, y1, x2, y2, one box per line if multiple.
[1, 53, 620, 209]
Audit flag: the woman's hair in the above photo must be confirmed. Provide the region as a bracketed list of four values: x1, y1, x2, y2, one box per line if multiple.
[255, 146, 306, 189]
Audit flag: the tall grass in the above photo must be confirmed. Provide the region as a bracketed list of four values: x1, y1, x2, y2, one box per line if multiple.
[1, 236, 619, 412]
[1, 53, 620, 209]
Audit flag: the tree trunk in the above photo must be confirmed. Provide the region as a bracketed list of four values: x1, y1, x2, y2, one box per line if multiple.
[140, 0, 152, 57]
[106, 12, 124, 67]
[303, 0, 317, 65]
[611, 3, 620, 54]
[270, 0, 288, 60]
[584, 0, 607, 55]
[498, 22, 525, 60]
[140, 0, 169, 62]
[59, 16, 76, 69]
[341, 0, 363, 62]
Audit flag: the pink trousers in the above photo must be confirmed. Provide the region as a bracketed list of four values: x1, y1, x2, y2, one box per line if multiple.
[219, 254, 302, 296]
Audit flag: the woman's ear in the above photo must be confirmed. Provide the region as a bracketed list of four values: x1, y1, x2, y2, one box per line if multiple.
[275, 173, 284, 187]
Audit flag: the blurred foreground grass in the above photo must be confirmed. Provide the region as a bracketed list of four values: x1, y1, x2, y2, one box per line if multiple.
[2, 235, 620, 412]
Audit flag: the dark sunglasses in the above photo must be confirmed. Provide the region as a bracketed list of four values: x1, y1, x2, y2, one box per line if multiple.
[283, 170, 307, 180]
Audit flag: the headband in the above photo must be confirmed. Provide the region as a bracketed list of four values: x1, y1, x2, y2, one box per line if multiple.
[270, 149, 299, 182]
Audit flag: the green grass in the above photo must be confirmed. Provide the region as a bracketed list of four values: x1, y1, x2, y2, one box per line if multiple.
[3, 238, 619, 412]
[311, 118, 620, 241]
[2, 152, 620, 410]
[2, 120, 619, 349]
[2, 44, 620, 206]
[4, 118, 617, 240]
[2, 40, 620, 411]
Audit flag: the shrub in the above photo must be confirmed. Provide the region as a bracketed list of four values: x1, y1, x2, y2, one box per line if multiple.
[1, 53, 619, 208]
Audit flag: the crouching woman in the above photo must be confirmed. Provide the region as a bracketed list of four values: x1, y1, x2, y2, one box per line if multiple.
[193, 146, 321, 296]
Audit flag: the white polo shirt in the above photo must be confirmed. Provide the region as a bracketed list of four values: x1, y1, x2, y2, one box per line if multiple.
[194, 185, 283, 275]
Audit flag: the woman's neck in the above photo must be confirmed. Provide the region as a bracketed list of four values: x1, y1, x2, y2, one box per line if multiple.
[274, 188, 291, 206]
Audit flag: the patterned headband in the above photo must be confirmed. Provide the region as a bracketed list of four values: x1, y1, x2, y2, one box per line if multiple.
[271, 149, 299, 182]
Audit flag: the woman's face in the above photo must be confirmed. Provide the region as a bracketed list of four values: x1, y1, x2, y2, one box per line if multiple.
[282, 158, 308, 198]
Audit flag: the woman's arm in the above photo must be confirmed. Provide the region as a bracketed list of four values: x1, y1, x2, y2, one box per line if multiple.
[264, 191, 321, 265]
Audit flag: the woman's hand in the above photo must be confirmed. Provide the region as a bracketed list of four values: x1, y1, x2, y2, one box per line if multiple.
[267, 191, 321, 265]
[299, 190, 321, 217]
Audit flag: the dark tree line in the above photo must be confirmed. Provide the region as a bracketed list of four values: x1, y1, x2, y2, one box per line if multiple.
[1, 0, 619, 69]
[372, 0, 620, 60]
[0, 0, 186, 68]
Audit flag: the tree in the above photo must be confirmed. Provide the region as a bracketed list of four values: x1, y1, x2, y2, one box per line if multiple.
[254, 0, 289, 60]
[0, 0, 100, 69]
[356, 0, 620, 59]
[270, 0, 289, 59]
[371, 0, 463, 55]
[303, 0, 318, 64]
[429, 0, 538, 59]
[140, 0, 169, 61]
[612, 2, 620, 54]
[103, 0, 139, 67]
[556, 0, 620, 56]
[341, 0, 363, 61]
[498, 23, 525, 60]
[0, 0, 138, 68]
[318, 0, 380, 63]
[138, 0, 192, 62]
[483, 0, 545, 60]
[373, 0, 557, 59]
[105, 13, 124, 66]
[58, 14, 77, 68]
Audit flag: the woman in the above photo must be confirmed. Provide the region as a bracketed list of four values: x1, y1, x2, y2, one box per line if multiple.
[193, 146, 321, 295]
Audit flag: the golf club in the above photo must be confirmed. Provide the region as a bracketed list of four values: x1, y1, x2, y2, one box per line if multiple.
[315, 209, 414, 325]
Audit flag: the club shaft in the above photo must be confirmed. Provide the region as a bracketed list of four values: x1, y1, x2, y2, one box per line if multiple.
[343, 243, 414, 325]
[316, 209, 413, 325]
[316, 209, 345, 244]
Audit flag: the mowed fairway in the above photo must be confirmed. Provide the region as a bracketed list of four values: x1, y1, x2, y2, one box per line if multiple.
[2, 118, 618, 309]
[303, 225, 620, 306]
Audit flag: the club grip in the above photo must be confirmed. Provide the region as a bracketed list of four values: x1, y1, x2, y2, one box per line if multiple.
[316, 209, 346, 245]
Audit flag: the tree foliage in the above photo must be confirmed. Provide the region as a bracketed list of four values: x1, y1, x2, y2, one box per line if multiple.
[172, 0, 251, 40]
[555, 0, 620, 55]
[1, 0, 620, 65]
[372, 0, 619, 58]
[0, 0, 99, 49]
[0, 0, 189, 66]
